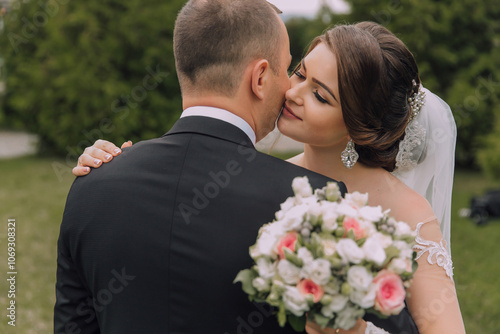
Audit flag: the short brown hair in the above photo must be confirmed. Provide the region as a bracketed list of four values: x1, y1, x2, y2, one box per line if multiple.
[306, 22, 420, 171]
[174, 0, 283, 96]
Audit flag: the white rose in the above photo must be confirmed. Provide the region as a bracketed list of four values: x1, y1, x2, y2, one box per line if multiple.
[388, 257, 409, 274]
[283, 286, 309, 316]
[336, 239, 365, 264]
[371, 232, 393, 249]
[362, 237, 387, 266]
[256, 222, 285, 257]
[336, 202, 358, 217]
[321, 294, 349, 317]
[303, 259, 331, 285]
[276, 197, 296, 220]
[252, 277, 270, 292]
[358, 205, 384, 222]
[350, 284, 376, 308]
[393, 240, 413, 259]
[281, 204, 308, 231]
[347, 266, 373, 291]
[256, 257, 276, 279]
[292, 176, 313, 198]
[344, 192, 368, 208]
[277, 260, 301, 284]
[306, 202, 323, 222]
[322, 210, 339, 232]
[297, 247, 314, 264]
[321, 239, 337, 257]
[394, 221, 414, 237]
[297, 195, 318, 206]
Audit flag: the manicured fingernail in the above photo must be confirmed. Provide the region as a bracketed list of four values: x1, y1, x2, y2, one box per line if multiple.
[128, 140, 132, 144]
[114, 148, 121, 155]
[94, 159, 101, 165]
[105, 154, 112, 161]
[84, 167, 90, 173]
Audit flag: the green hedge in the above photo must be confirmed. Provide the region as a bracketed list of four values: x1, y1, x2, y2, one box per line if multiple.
[0, 0, 184, 156]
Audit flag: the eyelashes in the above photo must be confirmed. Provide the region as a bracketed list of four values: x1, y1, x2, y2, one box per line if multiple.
[294, 71, 329, 104]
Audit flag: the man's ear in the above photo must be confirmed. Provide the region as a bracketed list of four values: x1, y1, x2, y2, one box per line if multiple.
[250, 59, 270, 100]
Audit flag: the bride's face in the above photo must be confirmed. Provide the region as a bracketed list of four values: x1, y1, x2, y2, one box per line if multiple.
[277, 43, 348, 148]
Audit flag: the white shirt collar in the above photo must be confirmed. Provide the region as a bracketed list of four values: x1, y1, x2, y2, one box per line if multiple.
[180, 106, 256, 145]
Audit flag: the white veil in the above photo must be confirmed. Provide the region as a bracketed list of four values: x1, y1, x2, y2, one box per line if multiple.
[392, 87, 457, 253]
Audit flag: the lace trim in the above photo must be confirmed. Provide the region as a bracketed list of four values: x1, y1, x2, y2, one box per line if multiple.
[414, 221, 454, 279]
[365, 321, 390, 334]
[394, 120, 426, 172]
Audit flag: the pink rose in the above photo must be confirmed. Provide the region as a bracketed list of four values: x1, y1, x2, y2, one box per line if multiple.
[276, 232, 298, 259]
[297, 279, 324, 303]
[373, 270, 406, 315]
[343, 217, 365, 240]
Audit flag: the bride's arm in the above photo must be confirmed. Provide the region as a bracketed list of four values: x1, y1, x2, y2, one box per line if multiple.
[72, 140, 132, 176]
[405, 204, 466, 333]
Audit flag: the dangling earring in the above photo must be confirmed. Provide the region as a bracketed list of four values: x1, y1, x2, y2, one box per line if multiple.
[341, 139, 359, 169]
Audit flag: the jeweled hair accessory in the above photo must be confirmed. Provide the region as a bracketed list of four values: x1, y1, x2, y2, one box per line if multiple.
[394, 81, 427, 172]
[408, 80, 426, 121]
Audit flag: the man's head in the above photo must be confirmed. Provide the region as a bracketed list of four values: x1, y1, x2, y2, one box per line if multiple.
[174, 0, 292, 141]
[174, 0, 285, 97]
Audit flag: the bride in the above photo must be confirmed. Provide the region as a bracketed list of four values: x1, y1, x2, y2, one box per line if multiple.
[73, 22, 465, 333]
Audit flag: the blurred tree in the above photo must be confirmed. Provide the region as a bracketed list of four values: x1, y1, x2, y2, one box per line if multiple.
[0, 0, 184, 156]
[478, 117, 500, 180]
[344, 0, 500, 169]
[287, 0, 500, 169]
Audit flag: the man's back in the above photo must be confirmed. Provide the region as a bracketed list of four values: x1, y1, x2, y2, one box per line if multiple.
[55, 117, 343, 333]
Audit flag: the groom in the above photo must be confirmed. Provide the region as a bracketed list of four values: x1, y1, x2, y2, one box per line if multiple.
[55, 1, 417, 333]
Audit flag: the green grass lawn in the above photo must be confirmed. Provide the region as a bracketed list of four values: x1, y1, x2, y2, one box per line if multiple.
[0, 156, 499, 333]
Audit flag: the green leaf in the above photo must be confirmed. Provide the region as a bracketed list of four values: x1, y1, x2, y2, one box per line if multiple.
[313, 312, 331, 328]
[277, 302, 287, 327]
[233, 269, 257, 295]
[288, 314, 307, 332]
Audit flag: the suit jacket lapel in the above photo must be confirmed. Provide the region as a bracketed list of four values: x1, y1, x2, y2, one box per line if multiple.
[163, 116, 255, 149]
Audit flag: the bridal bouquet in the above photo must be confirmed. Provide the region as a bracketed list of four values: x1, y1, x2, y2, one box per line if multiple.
[234, 177, 418, 331]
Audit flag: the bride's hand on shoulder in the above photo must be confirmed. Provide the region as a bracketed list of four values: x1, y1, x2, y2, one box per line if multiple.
[72, 139, 133, 176]
[306, 319, 366, 334]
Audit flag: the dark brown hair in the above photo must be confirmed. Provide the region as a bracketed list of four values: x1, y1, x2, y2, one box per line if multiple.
[307, 22, 420, 171]
[174, 0, 283, 96]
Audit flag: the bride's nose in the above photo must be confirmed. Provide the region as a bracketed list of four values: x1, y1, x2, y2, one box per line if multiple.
[285, 81, 304, 106]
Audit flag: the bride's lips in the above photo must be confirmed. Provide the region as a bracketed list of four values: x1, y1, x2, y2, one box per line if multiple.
[282, 103, 302, 120]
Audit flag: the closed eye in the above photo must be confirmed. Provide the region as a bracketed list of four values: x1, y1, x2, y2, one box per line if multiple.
[294, 71, 305, 80]
[314, 91, 328, 104]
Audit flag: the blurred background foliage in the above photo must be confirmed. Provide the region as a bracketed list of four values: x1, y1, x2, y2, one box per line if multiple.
[0, 0, 499, 175]
[0, 0, 184, 155]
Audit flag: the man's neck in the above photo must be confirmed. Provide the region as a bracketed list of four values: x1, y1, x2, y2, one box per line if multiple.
[183, 95, 258, 139]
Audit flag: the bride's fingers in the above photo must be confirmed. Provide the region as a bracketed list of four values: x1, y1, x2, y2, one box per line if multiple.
[306, 322, 324, 334]
[121, 140, 132, 149]
[93, 139, 122, 156]
[81, 146, 116, 166]
[72, 166, 91, 177]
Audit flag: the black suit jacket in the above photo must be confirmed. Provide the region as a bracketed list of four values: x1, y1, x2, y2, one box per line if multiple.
[54, 116, 417, 333]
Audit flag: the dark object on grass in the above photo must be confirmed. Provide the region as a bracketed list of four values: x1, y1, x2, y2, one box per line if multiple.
[470, 190, 500, 225]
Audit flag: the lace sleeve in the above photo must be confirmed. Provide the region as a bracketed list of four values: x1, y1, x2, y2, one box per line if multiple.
[407, 217, 465, 333]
